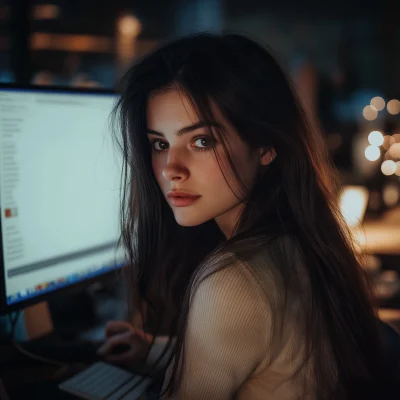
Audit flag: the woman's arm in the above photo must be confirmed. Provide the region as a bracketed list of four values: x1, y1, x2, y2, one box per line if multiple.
[162, 263, 270, 399]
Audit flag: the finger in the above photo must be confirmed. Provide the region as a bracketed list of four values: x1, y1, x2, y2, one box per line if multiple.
[105, 321, 133, 336]
[131, 328, 153, 342]
[105, 321, 133, 338]
[97, 331, 134, 356]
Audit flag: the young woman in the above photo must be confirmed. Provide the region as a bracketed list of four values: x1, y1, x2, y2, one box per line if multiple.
[99, 33, 395, 399]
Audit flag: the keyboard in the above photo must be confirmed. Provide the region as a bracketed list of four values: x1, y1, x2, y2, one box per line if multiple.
[59, 362, 153, 400]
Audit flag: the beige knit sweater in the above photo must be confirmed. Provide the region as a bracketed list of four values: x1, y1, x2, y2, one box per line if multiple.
[155, 236, 335, 399]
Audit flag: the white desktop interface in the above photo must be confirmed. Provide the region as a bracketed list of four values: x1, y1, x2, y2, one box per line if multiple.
[0, 88, 124, 306]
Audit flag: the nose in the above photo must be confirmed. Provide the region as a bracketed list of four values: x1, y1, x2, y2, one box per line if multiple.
[162, 150, 189, 182]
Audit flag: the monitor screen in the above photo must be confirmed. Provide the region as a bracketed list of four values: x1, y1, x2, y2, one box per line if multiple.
[0, 87, 124, 310]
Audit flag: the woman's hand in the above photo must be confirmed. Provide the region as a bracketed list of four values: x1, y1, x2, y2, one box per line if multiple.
[97, 320, 153, 367]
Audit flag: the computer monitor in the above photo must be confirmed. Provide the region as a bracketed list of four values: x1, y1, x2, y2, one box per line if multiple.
[0, 84, 125, 316]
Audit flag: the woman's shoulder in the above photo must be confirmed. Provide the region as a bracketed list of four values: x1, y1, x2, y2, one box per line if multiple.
[212, 233, 303, 275]
[190, 234, 305, 303]
[231, 232, 300, 258]
[186, 234, 311, 347]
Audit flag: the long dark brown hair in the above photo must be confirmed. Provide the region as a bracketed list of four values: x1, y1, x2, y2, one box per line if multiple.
[112, 33, 389, 399]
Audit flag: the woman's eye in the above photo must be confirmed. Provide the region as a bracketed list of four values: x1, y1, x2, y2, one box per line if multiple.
[193, 137, 213, 148]
[152, 140, 169, 151]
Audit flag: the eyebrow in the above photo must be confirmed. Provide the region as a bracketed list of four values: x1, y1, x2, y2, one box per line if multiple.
[146, 121, 221, 137]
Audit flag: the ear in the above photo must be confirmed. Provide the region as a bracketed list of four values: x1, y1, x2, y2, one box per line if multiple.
[259, 147, 276, 166]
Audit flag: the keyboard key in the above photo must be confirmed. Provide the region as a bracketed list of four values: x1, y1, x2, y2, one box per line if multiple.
[108, 376, 152, 400]
[59, 362, 151, 400]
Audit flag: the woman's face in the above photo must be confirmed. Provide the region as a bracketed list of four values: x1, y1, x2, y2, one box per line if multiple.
[146, 90, 268, 237]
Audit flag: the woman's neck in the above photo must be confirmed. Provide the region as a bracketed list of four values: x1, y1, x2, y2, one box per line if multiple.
[214, 202, 245, 239]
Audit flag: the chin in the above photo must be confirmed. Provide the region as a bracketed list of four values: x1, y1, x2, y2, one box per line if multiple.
[173, 212, 210, 227]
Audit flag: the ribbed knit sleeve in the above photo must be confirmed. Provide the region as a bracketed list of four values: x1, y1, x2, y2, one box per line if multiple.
[160, 236, 323, 399]
[162, 261, 271, 399]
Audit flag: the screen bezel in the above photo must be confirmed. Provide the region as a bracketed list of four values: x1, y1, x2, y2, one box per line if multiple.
[0, 83, 125, 315]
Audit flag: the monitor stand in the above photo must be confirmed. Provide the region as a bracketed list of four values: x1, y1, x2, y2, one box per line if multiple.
[23, 301, 53, 340]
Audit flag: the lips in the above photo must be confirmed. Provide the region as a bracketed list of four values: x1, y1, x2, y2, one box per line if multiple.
[167, 190, 200, 199]
[167, 190, 201, 207]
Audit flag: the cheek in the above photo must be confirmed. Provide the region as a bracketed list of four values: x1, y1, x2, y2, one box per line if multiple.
[218, 154, 258, 197]
[152, 156, 165, 185]
[236, 150, 258, 182]
[201, 154, 230, 187]
[207, 156, 225, 174]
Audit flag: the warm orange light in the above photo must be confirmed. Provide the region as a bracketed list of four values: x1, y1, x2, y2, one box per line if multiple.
[118, 15, 141, 36]
[381, 160, 397, 176]
[363, 105, 378, 121]
[395, 161, 400, 176]
[382, 184, 400, 206]
[389, 143, 400, 158]
[387, 99, 400, 115]
[32, 5, 60, 20]
[31, 33, 113, 53]
[382, 135, 396, 150]
[370, 96, 385, 111]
